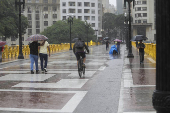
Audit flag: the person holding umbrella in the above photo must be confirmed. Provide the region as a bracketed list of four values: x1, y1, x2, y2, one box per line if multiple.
[26, 34, 48, 74]
[137, 40, 145, 64]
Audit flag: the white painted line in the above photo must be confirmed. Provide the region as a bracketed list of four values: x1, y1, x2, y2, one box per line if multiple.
[0, 74, 55, 81]
[147, 58, 156, 63]
[0, 71, 29, 73]
[13, 79, 89, 88]
[132, 68, 156, 69]
[98, 66, 106, 70]
[68, 71, 96, 77]
[123, 69, 131, 73]
[0, 89, 87, 113]
[123, 111, 156, 113]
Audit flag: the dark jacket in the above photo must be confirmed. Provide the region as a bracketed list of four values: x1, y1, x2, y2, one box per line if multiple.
[29, 41, 40, 55]
[73, 40, 89, 54]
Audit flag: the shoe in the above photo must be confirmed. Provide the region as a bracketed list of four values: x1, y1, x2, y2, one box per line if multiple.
[31, 70, 34, 74]
[44, 68, 47, 72]
[41, 69, 44, 73]
[36, 70, 39, 74]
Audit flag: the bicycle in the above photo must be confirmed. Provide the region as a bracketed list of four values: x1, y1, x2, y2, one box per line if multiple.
[77, 52, 87, 78]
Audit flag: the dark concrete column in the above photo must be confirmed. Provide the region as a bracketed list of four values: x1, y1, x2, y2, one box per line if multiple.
[152, 0, 170, 113]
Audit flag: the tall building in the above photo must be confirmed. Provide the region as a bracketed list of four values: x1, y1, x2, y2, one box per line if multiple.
[102, 0, 110, 13]
[60, 0, 103, 36]
[131, 0, 156, 41]
[116, 0, 123, 14]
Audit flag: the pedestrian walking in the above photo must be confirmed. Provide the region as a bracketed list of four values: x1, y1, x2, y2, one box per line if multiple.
[117, 42, 120, 54]
[106, 40, 109, 50]
[137, 40, 145, 64]
[29, 41, 41, 74]
[39, 40, 50, 73]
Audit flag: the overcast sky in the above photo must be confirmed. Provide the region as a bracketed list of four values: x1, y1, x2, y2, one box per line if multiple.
[109, 0, 116, 6]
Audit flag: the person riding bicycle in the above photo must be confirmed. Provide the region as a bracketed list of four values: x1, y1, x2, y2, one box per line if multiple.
[73, 38, 89, 67]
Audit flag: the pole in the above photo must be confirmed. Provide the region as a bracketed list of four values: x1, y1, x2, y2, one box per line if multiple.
[17, 0, 24, 59]
[152, 0, 170, 113]
[87, 28, 88, 47]
[69, 19, 72, 50]
[127, 1, 134, 58]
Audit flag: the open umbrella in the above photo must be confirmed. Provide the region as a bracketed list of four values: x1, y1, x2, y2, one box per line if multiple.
[103, 37, 110, 40]
[25, 34, 48, 41]
[72, 38, 79, 42]
[131, 35, 148, 41]
[114, 39, 122, 42]
[0, 41, 6, 47]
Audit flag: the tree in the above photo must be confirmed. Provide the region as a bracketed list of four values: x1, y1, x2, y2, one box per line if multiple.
[41, 19, 95, 44]
[0, 0, 28, 39]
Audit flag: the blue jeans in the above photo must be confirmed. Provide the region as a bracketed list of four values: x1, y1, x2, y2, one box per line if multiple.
[30, 54, 38, 71]
[39, 53, 48, 71]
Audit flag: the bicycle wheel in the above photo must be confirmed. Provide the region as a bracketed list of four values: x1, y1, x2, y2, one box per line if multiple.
[78, 59, 83, 78]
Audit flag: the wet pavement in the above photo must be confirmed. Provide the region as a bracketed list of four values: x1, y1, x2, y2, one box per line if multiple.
[0, 44, 156, 113]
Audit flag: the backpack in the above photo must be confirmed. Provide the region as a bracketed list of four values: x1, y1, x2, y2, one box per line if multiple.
[75, 40, 84, 49]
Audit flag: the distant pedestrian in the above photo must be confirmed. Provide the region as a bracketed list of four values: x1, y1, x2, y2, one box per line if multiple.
[117, 42, 120, 54]
[29, 41, 41, 74]
[137, 40, 145, 64]
[106, 40, 109, 50]
[39, 40, 50, 73]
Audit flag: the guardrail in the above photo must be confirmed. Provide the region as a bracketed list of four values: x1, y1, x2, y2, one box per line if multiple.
[2, 41, 99, 59]
[132, 41, 156, 60]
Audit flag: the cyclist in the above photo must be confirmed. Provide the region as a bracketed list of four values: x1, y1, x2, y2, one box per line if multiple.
[73, 38, 89, 67]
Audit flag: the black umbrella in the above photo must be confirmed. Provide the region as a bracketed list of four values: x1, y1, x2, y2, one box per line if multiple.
[131, 35, 148, 41]
[72, 38, 79, 42]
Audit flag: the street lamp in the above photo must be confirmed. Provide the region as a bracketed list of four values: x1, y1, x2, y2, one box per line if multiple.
[15, 0, 25, 59]
[85, 21, 91, 47]
[94, 29, 98, 46]
[124, 0, 134, 58]
[124, 12, 129, 50]
[67, 14, 74, 50]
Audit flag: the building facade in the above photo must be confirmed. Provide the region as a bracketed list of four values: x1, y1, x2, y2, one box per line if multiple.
[131, 0, 156, 41]
[116, 0, 123, 14]
[60, 0, 103, 36]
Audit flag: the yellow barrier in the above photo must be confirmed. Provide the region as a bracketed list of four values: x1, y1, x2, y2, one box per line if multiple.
[132, 41, 156, 60]
[2, 41, 100, 59]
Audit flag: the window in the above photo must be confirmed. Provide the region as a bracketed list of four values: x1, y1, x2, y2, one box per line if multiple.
[142, 7, 147, 11]
[91, 3, 95, 7]
[143, 19, 147, 23]
[62, 2, 66, 6]
[143, 13, 147, 17]
[28, 21, 32, 28]
[135, 20, 137, 23]
[78, 16, 82, 20]
[78, 2, 81, 6]
[35, 9, 39, 13]
[43, 0, 48, 3]
[78, 9, 82, 13]
[137, 7, 141, 11]
[36, 29, 40, 34]
[138, 20, 141, 23]
[98, 3, 101, 8]
[44, 21, 48, 26]
[44, 14, 48, 18]
[27, 7, 32, 13]
[53, 14, 57, 18]
[69, 2, 75, 6]
[53, 21, 56, 24]
[91, 10, 95, 14]
[35, 14, 39, 20]
[92, 16, 95, 21]
[11, 36, 16, 41]
[35, 0, 39, 3]
[52, 0, 56, 3]
[22, 37, 24, 41]
[84, 9, 89, 13]
[63, 16, 66, 20]
[44, 7, 48, 11]
[28, 29, 32, 35]
[91, 23, 95, 27]
[28, 14, 32, 20]
[27, 0, 31, 3]
[84, 2, 90, 7]
[142, 1, 147, 4]
[69, 9, 75, 13]
[138, 13, 142, 17]
[84, 16, 90, 20]
[52, 7, 57, 11]
[137, 1, 141, 4]
[36, 21, 40, 28]
[62, 9, 66, 13]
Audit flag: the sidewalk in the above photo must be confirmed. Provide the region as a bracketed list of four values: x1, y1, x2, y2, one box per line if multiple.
[119, 46, 156, 113]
